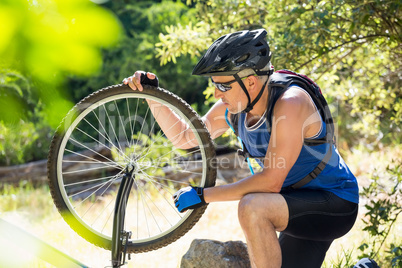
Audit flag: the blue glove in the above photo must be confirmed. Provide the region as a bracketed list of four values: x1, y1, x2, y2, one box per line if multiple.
[173, 186, 205, 213]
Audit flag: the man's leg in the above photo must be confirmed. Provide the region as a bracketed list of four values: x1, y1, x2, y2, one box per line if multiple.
[238, 190, 358, 268]
[279, 233, 332, 268]
[238, 193, 289, 268]
[279, 189, 358, 267]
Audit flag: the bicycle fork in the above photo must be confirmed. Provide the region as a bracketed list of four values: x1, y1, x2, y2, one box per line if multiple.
[111, 164, 135, 267]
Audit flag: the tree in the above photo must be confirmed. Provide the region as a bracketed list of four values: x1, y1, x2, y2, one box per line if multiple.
[156, 0, 401, 148]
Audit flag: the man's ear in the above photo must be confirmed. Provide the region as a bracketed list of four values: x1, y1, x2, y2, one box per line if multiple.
[246, 75, 258, 91]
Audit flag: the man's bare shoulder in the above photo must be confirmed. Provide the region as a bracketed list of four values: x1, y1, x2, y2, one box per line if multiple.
[274, 86, 314, 115]
[273, 86, 321, 137]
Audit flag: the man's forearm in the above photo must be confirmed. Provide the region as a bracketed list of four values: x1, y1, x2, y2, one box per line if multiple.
[203, 171, 284, 203]
[146, 99, 199, 149]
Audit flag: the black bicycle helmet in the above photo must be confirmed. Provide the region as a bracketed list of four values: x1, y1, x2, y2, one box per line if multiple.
[192, 28, 271, 76]
[192, 28, 273, 113]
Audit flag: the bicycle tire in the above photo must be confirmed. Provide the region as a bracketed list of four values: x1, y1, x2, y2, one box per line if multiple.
[47, 84, 216, 253]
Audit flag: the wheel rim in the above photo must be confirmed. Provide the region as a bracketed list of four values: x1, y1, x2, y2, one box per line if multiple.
[56, 91, 209, 245]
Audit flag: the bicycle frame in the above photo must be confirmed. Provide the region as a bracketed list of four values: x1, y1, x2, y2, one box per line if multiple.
[111, 164, 135, 267]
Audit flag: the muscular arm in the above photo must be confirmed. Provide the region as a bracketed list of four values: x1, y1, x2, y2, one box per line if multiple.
[204, 91, 312, 202]
[146, 99, 230, 149]
[123, 71, 229, 149]
[146, 99, 196, 149]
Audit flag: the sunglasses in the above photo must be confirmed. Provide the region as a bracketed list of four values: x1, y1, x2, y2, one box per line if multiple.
[211, 75, 255, 92]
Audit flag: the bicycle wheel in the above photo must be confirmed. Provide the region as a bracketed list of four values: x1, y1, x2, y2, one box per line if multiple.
[47, 84, 216, 253]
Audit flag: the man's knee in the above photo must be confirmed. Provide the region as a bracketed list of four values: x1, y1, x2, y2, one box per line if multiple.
[238, 193, 268, 226]
[238, 193, 288, 231]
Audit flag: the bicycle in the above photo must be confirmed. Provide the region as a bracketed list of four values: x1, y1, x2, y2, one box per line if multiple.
[47, 84, 217, 267]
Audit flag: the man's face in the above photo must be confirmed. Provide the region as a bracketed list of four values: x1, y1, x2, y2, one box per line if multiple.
[211, 75, 248, 114]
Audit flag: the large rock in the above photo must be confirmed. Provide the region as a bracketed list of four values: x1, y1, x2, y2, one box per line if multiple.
[180, 239, 250, 268]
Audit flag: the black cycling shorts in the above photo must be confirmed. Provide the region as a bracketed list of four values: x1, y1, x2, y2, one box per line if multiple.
[279, 188, 358, 268]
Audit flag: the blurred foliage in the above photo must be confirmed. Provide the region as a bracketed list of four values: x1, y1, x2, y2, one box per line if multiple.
[0, 68, 53, 165]
[0, 68, 33, 123]
[357, 160, 402, 267]
[0, 0, 122, 126]
[0, 121, 52, 166]
[0, 0, 122, 165]
[156, 0, 402, 149]
[68, 0, 208, 107]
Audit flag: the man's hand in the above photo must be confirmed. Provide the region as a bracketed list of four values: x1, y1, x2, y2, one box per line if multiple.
[122, 71, 159, 91]
[173, 186, 206, 213]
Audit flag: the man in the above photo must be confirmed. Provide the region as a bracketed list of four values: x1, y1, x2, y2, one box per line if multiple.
[123, 29, 359, 268]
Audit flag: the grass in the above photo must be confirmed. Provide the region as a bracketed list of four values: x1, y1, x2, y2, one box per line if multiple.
[0, 146, 401, 267]
[0, 190, 245, 267]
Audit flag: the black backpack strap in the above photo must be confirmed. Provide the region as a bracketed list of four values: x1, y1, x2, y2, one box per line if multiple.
[289, 142, 333, 189]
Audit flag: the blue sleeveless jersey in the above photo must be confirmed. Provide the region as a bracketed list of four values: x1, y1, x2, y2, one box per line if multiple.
[236, 90, 359, 204]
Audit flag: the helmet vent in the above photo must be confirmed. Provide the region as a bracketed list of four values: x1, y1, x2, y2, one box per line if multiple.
[255, 41, 265, 47]
[228, 33, 242, 45]
[258, 48, 267, 56]
[238, 36, 254, 46]
[235, 53, 250, 63]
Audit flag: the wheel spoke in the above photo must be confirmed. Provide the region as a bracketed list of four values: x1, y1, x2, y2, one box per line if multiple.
[69, 172, 121, 202]
[64, 174, 119, 187]
[68, 138, 124, 169]
[139, 170, 181, 216]
[134, 109, 179, 160]
[136, 173, 191, 186]
[127, 98, 140, 148]
[82, 170, 124, 221]
[114, 100, 131, 147]
[62, 163, 121, 175]
[135, 181, 163, 233]
[81, 117, 129, 162]
[132, 104, 150, 157]
[64, 149, 114, 166]
[101, 104, 125, 157]
[137, 137, 199, 167]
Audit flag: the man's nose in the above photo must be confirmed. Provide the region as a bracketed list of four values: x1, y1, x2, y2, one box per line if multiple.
[214, 87, 223, 99]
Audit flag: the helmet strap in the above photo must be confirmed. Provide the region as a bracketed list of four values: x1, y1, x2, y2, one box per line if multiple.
[235, 73, 269, 113]
[235, 68, 273, 113]
[234, 73, 251, 110]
